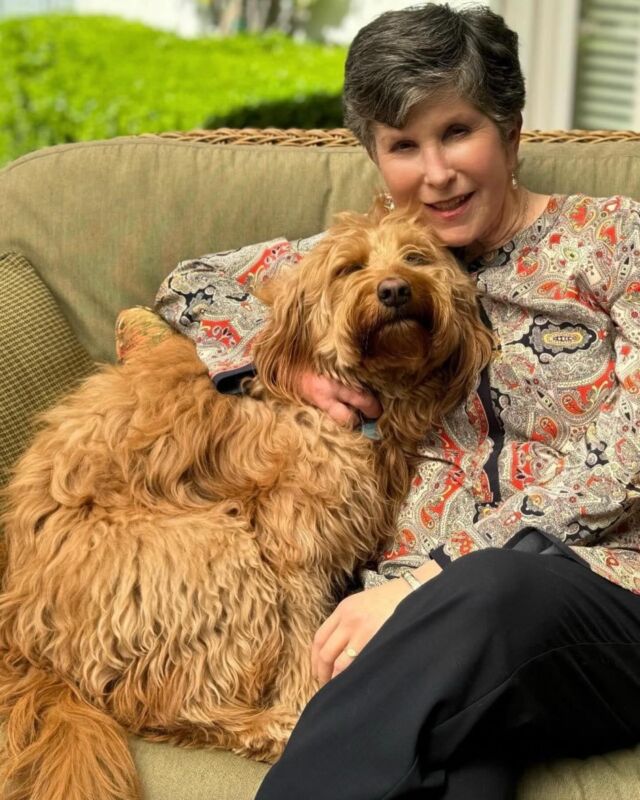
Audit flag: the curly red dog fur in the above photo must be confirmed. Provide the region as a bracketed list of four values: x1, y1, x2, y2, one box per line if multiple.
[0, 202, 493, 800]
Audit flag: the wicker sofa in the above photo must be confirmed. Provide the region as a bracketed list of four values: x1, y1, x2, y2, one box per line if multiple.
[1, 128, 640, 798]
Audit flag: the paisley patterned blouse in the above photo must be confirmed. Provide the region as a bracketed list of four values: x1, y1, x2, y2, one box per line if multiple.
[155, 194, 640, 595]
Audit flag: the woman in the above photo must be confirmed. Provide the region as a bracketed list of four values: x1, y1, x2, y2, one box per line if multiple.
[155, 4, 640, 798]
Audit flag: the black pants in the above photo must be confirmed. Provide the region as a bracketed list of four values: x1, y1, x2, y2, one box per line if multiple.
[255, 549, 640, 799]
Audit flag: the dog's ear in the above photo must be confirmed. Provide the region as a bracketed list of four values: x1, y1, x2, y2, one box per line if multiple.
[425, 294, 495, 422]
[252, 270, 314, 401]
[252, 278, 275, 307]
[435, 316, 494, 412]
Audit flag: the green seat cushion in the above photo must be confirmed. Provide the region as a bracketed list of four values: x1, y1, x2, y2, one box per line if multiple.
[130, 737, 269, 800]
[1, 723, 639, 798]
[518, 745, 640, 799]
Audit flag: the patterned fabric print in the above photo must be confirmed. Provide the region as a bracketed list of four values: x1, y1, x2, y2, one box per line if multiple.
[154, 196, 640, 595]
[155, 235, 324, 382]
[383, 195, 640, 594]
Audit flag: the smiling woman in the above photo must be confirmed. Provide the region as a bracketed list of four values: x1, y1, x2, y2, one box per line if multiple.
[192, 3, 640, 799]
[12, 2, 633, 799]
[371, 97, 542, 259]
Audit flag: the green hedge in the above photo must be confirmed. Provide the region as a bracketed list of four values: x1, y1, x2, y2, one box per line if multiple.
[0, 14, 346, 166]
[204, 92, 344, 129]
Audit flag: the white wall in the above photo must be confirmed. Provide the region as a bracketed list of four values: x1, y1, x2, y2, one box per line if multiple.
[321, 0, 579, 130]
[0, 0, 72, 13]
[321, 0, 471, 44]
[74, 0, 203, 37]
[496, 0, 580, 130]
[0, 0, 204, 36]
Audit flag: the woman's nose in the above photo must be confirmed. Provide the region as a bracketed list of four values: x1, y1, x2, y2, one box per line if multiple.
[421, 149, 455, 189]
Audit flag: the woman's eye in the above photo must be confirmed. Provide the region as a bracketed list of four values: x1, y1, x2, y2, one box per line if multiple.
[390, 140, 415, 152]
[336, 263, 363, 277]
[446, 125, 469, 139]
[404, 251, 429, 266]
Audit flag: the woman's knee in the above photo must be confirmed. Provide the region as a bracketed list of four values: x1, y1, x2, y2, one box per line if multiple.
[420, 548, 562, 630]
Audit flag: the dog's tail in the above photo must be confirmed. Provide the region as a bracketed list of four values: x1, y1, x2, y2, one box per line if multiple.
[0, 664, 140, 800]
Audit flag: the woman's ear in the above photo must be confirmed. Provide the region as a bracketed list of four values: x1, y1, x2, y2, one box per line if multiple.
[508, 113, 523, 162]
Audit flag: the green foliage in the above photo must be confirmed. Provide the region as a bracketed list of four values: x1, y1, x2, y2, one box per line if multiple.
[205, 92, 343, 129]
[0, 13, 346, 166]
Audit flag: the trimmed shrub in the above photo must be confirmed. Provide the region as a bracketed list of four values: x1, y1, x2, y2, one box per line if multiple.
[0, 14, 346, 166]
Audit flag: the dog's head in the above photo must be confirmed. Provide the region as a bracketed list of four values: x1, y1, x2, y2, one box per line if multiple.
[253, 199, 494, 432]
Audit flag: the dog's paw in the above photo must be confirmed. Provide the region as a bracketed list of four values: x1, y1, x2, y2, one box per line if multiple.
[238, 706, 299, 763]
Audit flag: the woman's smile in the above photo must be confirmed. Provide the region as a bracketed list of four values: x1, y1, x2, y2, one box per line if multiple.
[424, 191, 475, 218]
[373, 97, 524, 253]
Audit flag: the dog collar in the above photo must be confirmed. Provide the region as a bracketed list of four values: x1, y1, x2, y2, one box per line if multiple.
[359, 419, 381, 440]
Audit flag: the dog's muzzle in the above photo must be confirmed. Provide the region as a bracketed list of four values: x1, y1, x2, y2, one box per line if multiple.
[377, 278, 411, 308]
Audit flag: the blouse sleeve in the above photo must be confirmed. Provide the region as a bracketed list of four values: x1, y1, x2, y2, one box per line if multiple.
[450, 202, 640, 591]
[154, 234, 324, 393]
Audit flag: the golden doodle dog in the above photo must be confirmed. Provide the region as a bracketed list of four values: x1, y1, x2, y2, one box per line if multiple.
[0, 201, 493, 800]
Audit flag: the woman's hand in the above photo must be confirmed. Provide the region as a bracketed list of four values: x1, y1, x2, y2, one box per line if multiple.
[311, 579, 411, 687]
[298, 370, 382, 427]
[311, 561, 443, 686]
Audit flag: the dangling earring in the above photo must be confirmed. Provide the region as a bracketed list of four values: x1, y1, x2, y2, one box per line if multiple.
[511, 172, 518, 190]
[383, 193, 395, 210]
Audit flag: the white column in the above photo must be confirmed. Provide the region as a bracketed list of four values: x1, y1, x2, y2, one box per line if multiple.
[74, 0, 203, 37]
[498, 0, 580, 130]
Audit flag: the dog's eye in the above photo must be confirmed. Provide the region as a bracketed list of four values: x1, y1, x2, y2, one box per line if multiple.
[404, 251, 429, 266]
[335, 263, 364, 277]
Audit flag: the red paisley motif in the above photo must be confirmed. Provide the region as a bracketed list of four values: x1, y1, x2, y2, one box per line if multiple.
[560, 359, 616, 415]
[382, 529, 417, 561]
[450, 531, 475, 556]
[200, 319, 241, 348]
[236, 243, 299, 285]
[530, 416, 559, 444]
[598, 223, 617, 248]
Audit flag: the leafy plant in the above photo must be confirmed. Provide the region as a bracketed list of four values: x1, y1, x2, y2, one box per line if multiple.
[0, 14, 346, 167]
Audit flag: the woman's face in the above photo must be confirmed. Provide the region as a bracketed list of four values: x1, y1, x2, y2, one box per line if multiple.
[372, 96, 521, 253]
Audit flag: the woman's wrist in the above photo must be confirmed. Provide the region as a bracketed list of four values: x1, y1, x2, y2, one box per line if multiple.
[412, 560, 443, 584]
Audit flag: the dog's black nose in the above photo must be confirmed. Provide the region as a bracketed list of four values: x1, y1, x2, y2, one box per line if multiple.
[377, 278, 411, 308]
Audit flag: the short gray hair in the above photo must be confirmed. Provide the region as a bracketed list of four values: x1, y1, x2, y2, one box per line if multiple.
[343, 3, 525, 155]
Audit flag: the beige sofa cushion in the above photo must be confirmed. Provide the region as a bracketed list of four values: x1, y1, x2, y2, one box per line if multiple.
[0, 138, 379, 364]
[2, 136, 640, 364]
[1, 724, 638, 799]
[131, 738, 640, 800]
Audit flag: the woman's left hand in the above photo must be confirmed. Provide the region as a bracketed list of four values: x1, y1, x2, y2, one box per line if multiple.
[311, 579, 411, 687]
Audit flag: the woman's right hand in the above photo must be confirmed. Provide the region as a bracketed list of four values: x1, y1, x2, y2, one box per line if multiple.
[298, 371, 382, 427]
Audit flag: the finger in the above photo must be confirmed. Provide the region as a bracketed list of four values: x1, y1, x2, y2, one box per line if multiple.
[331, 645, 361, 681]
[312, 611, 340, 663]
[336, 386, 382, 419]
[313, 628, 351, 687]
[325, 400, 359, 428]
[311, 611, 342, 680]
